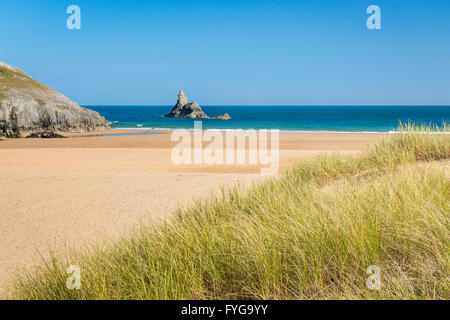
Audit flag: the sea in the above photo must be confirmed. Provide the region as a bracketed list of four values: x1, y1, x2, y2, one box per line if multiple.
[87, 105, 450, 133]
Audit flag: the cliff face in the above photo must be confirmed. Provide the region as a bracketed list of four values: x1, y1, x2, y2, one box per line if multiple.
[164, 90, 208, 119]
[0, 62, 109, 137]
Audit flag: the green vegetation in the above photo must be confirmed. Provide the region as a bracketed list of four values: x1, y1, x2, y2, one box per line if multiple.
[0, 65, 49, 99]
[10, 124, 449, 300]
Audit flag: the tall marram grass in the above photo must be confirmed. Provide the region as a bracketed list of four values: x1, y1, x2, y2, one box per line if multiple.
[10, 124, 450, 300]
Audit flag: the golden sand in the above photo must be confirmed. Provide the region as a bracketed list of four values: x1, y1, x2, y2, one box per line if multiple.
[0, 130, 384, 297]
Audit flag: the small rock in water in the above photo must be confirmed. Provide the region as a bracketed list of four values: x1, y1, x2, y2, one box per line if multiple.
[212, 113, 232, 120]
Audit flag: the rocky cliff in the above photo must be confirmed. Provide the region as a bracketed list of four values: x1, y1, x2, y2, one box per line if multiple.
[0, 62, 109, 137]
[164, 90, 208, 119]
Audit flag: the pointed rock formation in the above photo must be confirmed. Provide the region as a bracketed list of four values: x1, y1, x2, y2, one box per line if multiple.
[164, 90, 208, 119]
[0, 62, 109, 137]
[176, 90, 189, 107]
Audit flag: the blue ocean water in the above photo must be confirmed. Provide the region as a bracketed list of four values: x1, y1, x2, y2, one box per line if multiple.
[87, 106, 450, 132]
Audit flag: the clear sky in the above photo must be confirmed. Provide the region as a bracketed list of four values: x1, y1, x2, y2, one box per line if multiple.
[1, 0, 449, 105]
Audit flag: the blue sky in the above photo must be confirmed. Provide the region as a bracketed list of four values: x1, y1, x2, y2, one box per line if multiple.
[1, 0, 449, 105]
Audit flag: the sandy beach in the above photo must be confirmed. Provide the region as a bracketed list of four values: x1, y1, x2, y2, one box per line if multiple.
[0, 131, 384, 297]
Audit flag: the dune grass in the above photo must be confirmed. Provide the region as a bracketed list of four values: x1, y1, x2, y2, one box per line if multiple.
[10, 123, 449, 300]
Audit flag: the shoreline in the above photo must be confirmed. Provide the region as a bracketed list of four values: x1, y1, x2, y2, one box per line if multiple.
[0, 130, 386, 151]
[108, 127, 393, 134]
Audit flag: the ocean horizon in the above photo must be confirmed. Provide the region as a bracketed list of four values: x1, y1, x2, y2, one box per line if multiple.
[88, 105, 450, 133]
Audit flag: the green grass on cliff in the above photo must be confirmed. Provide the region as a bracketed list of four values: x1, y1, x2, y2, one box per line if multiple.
[10, 123, 450, 300]
[0, 64, 49, 99]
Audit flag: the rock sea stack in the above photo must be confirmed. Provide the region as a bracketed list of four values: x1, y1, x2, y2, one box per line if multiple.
[0, 62, 109, 138]
[164, 90, 209, 119]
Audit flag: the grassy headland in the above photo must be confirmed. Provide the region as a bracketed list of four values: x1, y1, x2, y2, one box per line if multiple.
[0, 63, 49, 100]
[10, 123, 449, 300]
